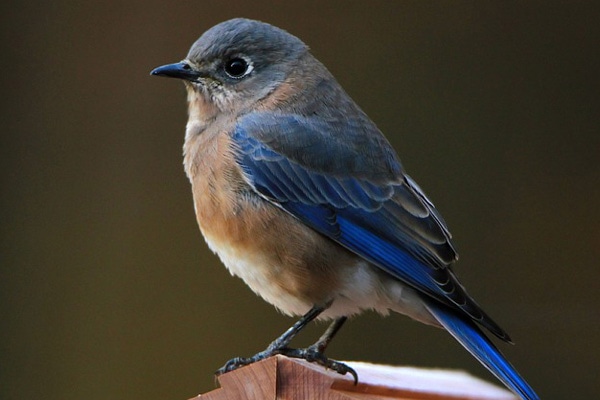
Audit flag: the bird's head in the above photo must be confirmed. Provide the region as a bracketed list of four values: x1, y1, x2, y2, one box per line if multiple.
[151, 18, 309, 119]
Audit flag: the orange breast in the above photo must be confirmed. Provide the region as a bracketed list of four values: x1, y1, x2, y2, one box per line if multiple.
[182, 126, 360, 314]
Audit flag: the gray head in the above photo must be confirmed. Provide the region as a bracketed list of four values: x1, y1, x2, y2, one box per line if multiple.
[151, 18, 310, 113]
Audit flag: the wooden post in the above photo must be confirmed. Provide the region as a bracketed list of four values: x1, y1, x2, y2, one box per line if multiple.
[190, 355, 516, 399]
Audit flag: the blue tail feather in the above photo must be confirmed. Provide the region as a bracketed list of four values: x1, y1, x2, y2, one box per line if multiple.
[425, 301, 539, 400]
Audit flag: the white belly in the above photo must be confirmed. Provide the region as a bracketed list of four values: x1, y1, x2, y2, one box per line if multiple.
[203, 231, 436, 325]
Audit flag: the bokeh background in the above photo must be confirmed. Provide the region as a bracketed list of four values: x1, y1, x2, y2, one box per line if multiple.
[1, 1, 598, 399]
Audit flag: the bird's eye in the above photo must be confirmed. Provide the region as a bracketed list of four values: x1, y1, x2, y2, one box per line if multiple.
[224, 57, 251, 78]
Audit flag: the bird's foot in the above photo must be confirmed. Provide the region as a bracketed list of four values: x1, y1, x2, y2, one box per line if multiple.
[280, 345, 358, 384]
[215, 345, 358, 384]
[215, 348, 277, 376]
[216, 332, 297, 376]
[214, 307, 354, 382]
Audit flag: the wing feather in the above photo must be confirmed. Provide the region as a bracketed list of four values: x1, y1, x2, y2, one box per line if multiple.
[233, 112, 509, 340]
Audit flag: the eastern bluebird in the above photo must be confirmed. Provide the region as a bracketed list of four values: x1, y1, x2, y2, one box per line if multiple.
[151, 18, 538, 399]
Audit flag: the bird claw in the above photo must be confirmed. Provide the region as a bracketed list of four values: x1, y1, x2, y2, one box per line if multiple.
[215, 356, 249, 376]
[215, 346, 283, 376]
[280, 346, 359, 384]
[215, 346, 358, 385]
[216, 354, 264, 376]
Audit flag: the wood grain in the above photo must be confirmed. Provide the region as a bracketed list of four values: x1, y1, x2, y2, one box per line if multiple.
[190, 355, 516, 400]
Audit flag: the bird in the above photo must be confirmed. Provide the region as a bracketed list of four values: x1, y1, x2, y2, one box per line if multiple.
[150, 18, 538, 399]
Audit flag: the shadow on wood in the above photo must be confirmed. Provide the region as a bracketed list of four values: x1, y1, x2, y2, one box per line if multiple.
[190, 355, 515, 399]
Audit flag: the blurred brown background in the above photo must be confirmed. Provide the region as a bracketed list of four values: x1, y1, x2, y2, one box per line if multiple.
[1, 1, 598, 399]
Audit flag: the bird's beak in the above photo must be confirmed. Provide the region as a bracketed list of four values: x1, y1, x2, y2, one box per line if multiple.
[150, 62, 201, 82]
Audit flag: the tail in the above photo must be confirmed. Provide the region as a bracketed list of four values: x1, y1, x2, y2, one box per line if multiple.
[425, 300, 539, 400]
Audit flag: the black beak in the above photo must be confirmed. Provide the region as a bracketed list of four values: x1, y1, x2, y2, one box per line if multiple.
[150, 62, 201, 81]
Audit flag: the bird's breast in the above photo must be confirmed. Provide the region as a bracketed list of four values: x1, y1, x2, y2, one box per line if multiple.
[182, 126, 390, 317]
[181, 125, 436, 324]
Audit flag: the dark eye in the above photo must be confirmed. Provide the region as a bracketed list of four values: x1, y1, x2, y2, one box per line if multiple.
[224, 57, 250, 78]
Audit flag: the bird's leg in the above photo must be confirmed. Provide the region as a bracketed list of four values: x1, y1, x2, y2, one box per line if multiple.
[215, 304, 327, 376]
[280, 316, 358, 384]
[311, 316, 347, 353]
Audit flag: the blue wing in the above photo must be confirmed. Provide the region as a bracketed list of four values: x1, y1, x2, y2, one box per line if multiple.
[233, 112, 503, 336]
[232, 111, 538, 399]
